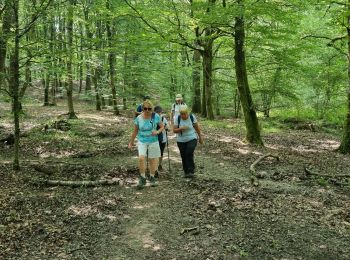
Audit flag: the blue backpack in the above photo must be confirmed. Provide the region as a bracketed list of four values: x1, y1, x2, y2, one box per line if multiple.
[150, 113, 165, 142]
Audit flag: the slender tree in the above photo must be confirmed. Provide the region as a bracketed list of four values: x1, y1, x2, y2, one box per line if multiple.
[66, 0, 77, 119]
[234, 0, 263, 145]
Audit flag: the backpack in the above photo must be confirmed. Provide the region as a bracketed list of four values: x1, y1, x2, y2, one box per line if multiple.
[134, 104, 143, 118]
[150, 113, 164, 142]
[172, 102, 186, 111]
[177, 114, 194, 135]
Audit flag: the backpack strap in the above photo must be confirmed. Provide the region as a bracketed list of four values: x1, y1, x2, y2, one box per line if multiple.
[190, 114, 194, 124]
[150, 112, 156, 130]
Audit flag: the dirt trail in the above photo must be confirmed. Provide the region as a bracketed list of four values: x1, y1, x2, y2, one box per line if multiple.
[1, 101, 350, 259]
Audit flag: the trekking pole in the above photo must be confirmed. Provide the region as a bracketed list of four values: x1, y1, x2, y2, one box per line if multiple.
[198, 140, 204, 174]
[166, 130, 171, 174]
[146, 148, 150, 176]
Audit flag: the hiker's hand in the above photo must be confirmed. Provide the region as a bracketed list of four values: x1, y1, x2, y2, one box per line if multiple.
[128, 142, 134, 149]
[151, 130, 158, 136]
[199, 136, 204, 145]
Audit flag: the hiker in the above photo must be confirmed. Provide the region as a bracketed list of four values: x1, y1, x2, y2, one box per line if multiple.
[134, 95, 151, 118]
[173, 105, 203, 178]
[170, 94, 186, 125]
[154, 105, 168, 175]
[128, 100, 164, 188]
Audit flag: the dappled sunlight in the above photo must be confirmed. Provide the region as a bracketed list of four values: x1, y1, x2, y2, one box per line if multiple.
[38, 150, 75, 158]
[309, 139, 340, 151]
[128, 222, 162, 252]
[79, 113, 114, 121]
[265, 143, 288, 150]
[132, 203, 154, 210]
[68, 205, 97, 217]
[237, 147, 251, 155]
[216, 136, 234, 143]
[292, 145, 323, 153]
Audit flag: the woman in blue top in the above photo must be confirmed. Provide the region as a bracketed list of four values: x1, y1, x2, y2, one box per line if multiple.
[128, 100, 164, 188]
[173, 105, 203, 178]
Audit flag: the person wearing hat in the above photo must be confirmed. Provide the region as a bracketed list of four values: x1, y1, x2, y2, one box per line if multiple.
[154, 105, 169, 175]
[134, 95, 151, 118]
[170, 94, 186, 125]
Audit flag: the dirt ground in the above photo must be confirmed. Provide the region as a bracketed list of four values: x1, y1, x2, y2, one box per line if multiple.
[0, 100, 350, 259]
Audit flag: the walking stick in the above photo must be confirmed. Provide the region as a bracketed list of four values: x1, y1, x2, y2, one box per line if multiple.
[146, 148, 150, 176]
[166, 130, 171, 174]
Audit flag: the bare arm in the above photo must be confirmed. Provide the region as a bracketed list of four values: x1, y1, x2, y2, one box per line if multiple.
[128, 125, 139, 148]
[193, 122, 203, 144]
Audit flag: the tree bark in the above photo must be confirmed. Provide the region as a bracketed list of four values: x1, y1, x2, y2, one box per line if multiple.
[192, 49, 201, 113]
[66, 0, 77, 119]
[202, 41, 214, 120]
[8, 0, 20, 170]
[0, 0, 12, 95]
[234, 0, 263, 145]
[106, 0, 119, 115]
[339, 15, 350, 152]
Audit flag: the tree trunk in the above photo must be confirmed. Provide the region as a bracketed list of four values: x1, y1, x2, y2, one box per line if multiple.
[233, 87, 241, 118]
[123, 48, 129, 110]
[106, 0, 119, 115]
[202, 40, 214, 120]
[0, 0, 12, 95]
[234, 0, 263, 145]
[8, 0, 21, 170]
[44, 72, 50, 106]
[339, 10, 350, 153]
[66, 0, 77, 119]
[93, 69, 102, 111]
[192, 49, 201, 113]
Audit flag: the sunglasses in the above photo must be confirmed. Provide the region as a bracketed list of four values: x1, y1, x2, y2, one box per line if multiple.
[143, 107, 152, 111]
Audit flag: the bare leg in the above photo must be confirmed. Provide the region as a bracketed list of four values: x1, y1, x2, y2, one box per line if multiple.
[149, 158, 158, 177]
[138, 156, 146, 177]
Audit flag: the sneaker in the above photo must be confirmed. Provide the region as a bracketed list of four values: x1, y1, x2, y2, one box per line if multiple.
[184, 172, 194, 178]
[149, 176, 158, 187]
[137, 176, 146, 189]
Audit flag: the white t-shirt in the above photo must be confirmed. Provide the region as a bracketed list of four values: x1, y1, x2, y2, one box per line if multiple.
[172, 102, 186, 124]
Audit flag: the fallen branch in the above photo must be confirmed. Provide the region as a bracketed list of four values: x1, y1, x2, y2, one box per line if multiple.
[40, 179, 120, 187]
[250, 153, 280, 173]
[180, 226, 199, 235]
[304, 167, 350, 179]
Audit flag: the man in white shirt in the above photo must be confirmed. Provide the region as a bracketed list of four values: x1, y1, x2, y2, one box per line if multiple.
[170, 94, 186, 125]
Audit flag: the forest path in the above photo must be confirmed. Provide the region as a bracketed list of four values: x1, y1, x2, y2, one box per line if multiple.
[1, 101, 350, 259]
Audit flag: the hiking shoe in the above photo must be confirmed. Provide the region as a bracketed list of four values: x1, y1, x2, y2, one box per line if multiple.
[137, 176, 146, 189]
[155, 170, 159, 178]
[184, 172, 195, 178]
[149, 176, 158, 187]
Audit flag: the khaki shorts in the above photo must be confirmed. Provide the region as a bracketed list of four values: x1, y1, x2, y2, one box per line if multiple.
[137, 141, 161, 158]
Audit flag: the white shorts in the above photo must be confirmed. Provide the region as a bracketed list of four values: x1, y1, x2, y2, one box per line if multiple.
[137, 141, 161, 158]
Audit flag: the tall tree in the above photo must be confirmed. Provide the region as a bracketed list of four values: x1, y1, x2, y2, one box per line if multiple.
[234, 0, 263, 145]
[339, 1, 350, 153]
[66, 0, 77, 119]
[106, 0, 119, 115]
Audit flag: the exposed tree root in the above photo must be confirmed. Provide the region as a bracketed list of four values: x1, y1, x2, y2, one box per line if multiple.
[304, 167, 350, 179]
[250, 153, 280, 173]
[40, 179, 120, 187]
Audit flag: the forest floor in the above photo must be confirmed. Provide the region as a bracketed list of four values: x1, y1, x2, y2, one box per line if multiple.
[1, 99, 350, 259]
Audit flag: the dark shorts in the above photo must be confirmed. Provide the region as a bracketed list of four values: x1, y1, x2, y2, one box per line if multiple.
[159, 142, 166, 156]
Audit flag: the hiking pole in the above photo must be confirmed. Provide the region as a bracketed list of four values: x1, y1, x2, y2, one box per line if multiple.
[166, 130, 171, 174]
[198, 141, 204, 174]
[146, 148, 150, 177]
